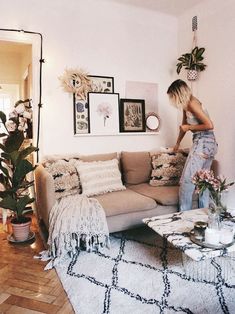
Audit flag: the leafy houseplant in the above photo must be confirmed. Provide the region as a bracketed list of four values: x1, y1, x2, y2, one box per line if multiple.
[0, 101, 37, 241]
[176, 46, 207, 80]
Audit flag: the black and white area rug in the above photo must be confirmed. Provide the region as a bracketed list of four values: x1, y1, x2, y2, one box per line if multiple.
[55, 227, 235, 314]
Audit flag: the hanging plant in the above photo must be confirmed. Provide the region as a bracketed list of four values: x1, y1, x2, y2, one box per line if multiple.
[176, 46, 207, 81]
[59, 68, 92, 100]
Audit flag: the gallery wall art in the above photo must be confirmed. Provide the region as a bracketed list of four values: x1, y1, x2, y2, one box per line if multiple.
[73, 75, 115, 135]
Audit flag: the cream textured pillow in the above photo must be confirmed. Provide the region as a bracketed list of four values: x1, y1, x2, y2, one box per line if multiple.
[150, 152, 188, 186]
[43, 158, 81, 199]
[76, 159, 126, 197]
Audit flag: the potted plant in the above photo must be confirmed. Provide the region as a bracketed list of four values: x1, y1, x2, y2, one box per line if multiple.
[176, 46, 207, 81]
[0, 100, 37, 241]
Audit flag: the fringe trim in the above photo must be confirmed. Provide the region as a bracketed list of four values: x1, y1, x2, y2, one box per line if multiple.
[35, 232, 110, 270]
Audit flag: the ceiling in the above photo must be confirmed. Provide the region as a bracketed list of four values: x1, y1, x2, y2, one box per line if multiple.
[108, 0, 205, 16]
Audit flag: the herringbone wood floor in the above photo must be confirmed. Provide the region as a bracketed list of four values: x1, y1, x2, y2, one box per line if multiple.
[0, 215, 75, 314]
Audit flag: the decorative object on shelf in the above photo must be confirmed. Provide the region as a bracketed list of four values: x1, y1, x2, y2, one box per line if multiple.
[192, 169, 234, 222]
[88, 75, 114, 93]
[59, 68, 92, 101]
[176, 46, 207, 81]
[70, 73, 115, 135]
[88, 92, 120, 135]
[0, 107, 38, 242]
[73, 99, 90, 135]
[119, 98, 146, 133]
[145, 112, 160, 132]
[125, 81, 158, 113]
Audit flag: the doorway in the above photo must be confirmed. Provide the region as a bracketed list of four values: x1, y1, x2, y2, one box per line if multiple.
[0, 40, 32, 134]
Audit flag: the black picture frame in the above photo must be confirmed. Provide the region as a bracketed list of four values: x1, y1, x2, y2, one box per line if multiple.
[119, 98, 146, 132]
[73, 96, 90, 134]
[88, 75, 114, 93]
[88, 92, 120, 135]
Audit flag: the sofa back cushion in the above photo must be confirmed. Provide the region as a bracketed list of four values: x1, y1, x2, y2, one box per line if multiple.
[79, 152, 118, 162]
[150, 151, 188, 186]
[121, 151, 152, 185]
[75, 158, 126, 197]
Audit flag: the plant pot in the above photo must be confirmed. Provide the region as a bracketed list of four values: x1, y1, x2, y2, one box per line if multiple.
[187, 70, 198, 81]
[11, 216, 31, 242]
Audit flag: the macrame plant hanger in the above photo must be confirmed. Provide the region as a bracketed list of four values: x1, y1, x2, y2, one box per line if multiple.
[188, 16, 198, 88]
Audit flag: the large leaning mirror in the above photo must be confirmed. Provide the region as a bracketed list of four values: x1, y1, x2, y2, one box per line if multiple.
[146, 112, 160, 131]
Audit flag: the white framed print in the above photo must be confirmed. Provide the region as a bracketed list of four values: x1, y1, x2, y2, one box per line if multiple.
[88, 92, 120, 135]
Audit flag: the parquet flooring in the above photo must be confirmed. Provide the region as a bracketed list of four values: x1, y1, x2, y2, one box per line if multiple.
[0, 214, 75, 314]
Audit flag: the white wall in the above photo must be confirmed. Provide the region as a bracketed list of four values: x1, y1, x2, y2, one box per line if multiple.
[178, 0, 235, 208]
[0, 0, 178, 157]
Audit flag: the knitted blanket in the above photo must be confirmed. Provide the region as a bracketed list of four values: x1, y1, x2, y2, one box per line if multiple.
[36, 194, 110, 269]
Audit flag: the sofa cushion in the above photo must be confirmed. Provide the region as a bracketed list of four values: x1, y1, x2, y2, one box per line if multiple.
[43, 158, 81, 199]
[94, 188, 157, 217]
[121, 151, 152, 185]
[150, 152, 188, 186]
[128, 183, 179, 205]
[75, 159, 126, 197]
[79, 152, 118, 162]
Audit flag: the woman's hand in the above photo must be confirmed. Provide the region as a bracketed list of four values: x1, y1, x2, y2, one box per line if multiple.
[173, 143, 180, 152]
[180, 124, 191, 133]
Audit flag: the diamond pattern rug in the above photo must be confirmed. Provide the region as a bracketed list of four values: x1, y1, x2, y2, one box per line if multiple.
[55, 227, 235, 314]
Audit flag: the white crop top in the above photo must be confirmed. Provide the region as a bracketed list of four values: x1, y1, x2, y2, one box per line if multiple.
[186, 104, 210, 125]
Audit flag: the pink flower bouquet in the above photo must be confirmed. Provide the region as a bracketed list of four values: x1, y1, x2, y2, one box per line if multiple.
[192, 169, 234, 212]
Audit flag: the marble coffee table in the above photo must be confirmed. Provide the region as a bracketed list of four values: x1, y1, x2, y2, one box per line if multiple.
[143, 208, 235, 280]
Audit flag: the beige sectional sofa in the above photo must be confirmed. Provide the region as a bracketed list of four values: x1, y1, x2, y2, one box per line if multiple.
[35, 151, 198, 234]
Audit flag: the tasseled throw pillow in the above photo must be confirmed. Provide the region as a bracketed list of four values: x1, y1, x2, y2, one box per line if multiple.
[150, 152, 188, 186]
[43, 158, 81, 199]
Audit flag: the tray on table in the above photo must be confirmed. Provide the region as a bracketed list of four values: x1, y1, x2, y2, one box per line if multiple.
[190, 230, 235, 249]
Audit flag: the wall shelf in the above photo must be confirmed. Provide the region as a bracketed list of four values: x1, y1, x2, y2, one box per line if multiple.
[74, 131, 159, 137]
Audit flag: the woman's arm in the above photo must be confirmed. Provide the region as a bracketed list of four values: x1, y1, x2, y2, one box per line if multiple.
[181, 98, 214, 133]
[173, 110, 187, 151]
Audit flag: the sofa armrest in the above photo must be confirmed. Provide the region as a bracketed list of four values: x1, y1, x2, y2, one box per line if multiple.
[34, 164, 56, 228]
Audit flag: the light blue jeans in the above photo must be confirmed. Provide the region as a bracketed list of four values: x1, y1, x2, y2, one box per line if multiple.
[179, 130, 218, 211]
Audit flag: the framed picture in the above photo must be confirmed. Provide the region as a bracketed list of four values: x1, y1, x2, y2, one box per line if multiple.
[119, 98, 146, 132]
[88, 92, 119, 135]
[88, 75, 114, 93]
[73, 96, 90, 134]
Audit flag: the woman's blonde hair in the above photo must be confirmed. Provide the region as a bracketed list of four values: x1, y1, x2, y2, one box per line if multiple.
[167, 79, 192, 110]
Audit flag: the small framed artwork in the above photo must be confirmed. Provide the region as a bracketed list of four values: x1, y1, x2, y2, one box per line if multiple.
[73, 96, 90, 134]
[119, 98, 146, 132]
[88, 75, 114, 93]
[88, 92, 119, 135]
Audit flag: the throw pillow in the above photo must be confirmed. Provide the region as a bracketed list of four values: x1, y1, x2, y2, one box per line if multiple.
[75, 158, 126, 197]
[43, 158, 81, 199]
[150, 152, 188, 186]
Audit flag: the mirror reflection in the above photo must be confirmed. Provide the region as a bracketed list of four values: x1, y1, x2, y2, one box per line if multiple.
[0, 40, 32, 136]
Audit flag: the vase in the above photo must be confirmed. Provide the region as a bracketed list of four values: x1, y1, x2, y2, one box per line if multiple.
[208, 209, 221, 230]
[208, 191, 228, 229]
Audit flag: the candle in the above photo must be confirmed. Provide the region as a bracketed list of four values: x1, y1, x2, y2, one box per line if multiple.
[205, 228, 220, 245]
[220, 229, 234, 245]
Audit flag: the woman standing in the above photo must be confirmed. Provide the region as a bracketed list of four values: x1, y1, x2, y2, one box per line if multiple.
[167, 79, 218, 211]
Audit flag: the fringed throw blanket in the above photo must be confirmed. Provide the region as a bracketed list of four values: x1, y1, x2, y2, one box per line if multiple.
[37, 194, 110, 270]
